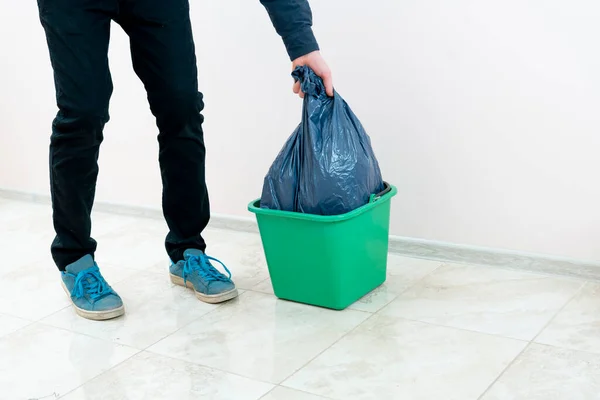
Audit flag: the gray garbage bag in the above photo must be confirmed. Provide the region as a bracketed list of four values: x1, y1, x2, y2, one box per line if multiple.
[261, 66, 384, 215]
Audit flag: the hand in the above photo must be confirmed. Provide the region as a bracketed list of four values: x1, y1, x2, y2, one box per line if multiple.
[292, 51, 334, 98]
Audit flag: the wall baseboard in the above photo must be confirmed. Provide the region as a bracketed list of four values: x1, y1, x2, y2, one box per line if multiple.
[388, 236, 600, 281]
[2, 188, 599, 281]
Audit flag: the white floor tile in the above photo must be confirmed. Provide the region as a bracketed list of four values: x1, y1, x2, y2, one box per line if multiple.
[284, 314, 526, 400]
[41, 272, 217, 349]
[0, 201, 52, 242]
[202, 229, 270, 290]
[95, 263, 141, 286]
[2, 238, 55, 274]
[60, 351, 272, 400]
[261, 387, 331, 400]
[252, 278, 275, 295]
[0, 323, 138, 399]
[0, 201, 55, 270]
[90, 211, 139, 238]
[0, 313, 30, 338]
[0, 200, 51, 231]
[380, 264, 582, 340]
[536, 282, 600, 354]
[0, 203, 142, 272]
[95, 218, 170, 270]
[482, 344, 600, 400]
[0, 261, 70, 320]
[149, 291, 370, 384]
[2, 199, 599, 400]
[349, 256, 442, 313]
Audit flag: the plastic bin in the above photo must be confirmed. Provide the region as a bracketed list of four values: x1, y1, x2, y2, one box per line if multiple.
[248, 183, 397, 310]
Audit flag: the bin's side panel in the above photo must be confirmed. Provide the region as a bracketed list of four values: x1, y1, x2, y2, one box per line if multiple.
[329, 198, 392, 309]
[256, 214, 342, 308]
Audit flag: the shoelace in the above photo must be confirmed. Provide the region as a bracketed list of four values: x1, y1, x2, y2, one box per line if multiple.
[183, 254, 232, 286]
[67, 265, 114, 301]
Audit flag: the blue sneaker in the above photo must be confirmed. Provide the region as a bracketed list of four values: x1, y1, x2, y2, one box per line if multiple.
[61, 255, 125, 320]
[169, 249, 238, 304]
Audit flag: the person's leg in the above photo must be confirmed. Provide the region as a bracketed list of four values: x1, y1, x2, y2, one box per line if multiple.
[38, 0, 124, 320]
[116, 0, 237, 303]
[116, 0, 209, 264]
[38, 0, 116, 270]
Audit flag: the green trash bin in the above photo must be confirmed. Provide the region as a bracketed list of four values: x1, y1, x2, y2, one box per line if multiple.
[248, 183, 397, 310]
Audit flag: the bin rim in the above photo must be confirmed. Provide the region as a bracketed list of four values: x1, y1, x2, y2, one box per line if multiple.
[248, 182, 397, 222]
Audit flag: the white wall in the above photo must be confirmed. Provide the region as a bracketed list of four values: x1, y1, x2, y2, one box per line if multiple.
[1, 0, 600, 261]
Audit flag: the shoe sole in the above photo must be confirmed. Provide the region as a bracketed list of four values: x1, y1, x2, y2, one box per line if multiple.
[61, 282, 125, 321]
[169, 274, 239, 304]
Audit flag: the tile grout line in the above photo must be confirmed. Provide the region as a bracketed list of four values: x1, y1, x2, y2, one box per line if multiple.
[0, 319, 37, 341]
[475, 280, 588, 400]
[255, 386, 277, 400]
[530, 280, 587, 343]
[475, 342, 532, 400]
[32, 321, 142, 352]
[0, 302, 72, 341]
[57, 351, 141, 399]
[57, 293, 257, 399]
[387, 314, 532, 343]
[225, 270, 554, 393]
[446, 259, 592, 286]
[143, 289, 254, 350]
[7, 312, 144, 399]
[53, 281, 560, 400]
[371, 262, 592, 344]
[9, 199, 593, 398]
[40, 267, 249, 342]
[272, 261, 583, 399]
[0, 311, 36, 324]
[42, 282, 254, 350]
[59, 345, 280, 399]
[273, 261, 446, 389]
[23, 267, 167, 333]
[271, 261, 448, 391]
[278, 311, 379, 389]
[141, 290, 376, 385]
[142, 348, 277, 387]
[258, 386, 336, 400]
[34, 251, 443, 349]
[436, 261, 589, 288]
[372, 260, 445, 314]
[249, 277, 271, 293]
[50, 291, 263, 398]
[47, 272, 558, 400]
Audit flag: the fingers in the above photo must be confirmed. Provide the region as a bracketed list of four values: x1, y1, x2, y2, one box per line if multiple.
[291, 51, 333, 97]
[322, 71, 334, 97]
[293, 80, 305, 98]
[293, 64, 331, 98]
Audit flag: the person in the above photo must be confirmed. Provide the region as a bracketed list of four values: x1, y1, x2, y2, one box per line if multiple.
[37, 0, 333, 321]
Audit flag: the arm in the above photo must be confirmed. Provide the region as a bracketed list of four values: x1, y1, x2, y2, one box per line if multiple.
[260, 0, 333, 97]
[259, 0, 319, 61]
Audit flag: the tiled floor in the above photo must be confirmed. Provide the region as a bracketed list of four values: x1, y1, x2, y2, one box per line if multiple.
[1, 199, 600, 399]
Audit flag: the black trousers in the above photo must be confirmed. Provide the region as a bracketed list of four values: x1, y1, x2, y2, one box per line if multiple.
[38, 0, 209, 270]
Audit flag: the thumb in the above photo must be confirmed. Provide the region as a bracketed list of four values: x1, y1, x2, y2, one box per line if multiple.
[322, 73, 334, 97]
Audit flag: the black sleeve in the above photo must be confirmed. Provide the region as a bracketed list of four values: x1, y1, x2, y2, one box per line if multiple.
[260, 0, 320, 61]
